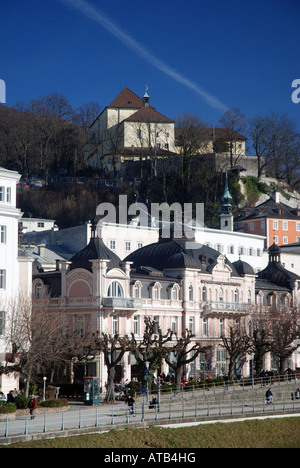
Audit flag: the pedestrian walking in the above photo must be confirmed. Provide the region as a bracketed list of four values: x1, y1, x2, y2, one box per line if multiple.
[28, 397, 36, 419]
[125, 395, 135, 415]
[265, 388, 273, 404]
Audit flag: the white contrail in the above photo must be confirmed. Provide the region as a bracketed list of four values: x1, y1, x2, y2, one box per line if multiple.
[59, 0, 229, 113]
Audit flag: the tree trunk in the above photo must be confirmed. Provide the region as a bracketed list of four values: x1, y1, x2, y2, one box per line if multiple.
[104, 366, 116, 403]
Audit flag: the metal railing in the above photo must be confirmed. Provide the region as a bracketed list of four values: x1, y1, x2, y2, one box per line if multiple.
[1, 382, 300, 442]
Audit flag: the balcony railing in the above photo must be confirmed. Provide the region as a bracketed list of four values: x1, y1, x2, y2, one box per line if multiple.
[102, 297, 142, 309]
[203, 302, 252, 314]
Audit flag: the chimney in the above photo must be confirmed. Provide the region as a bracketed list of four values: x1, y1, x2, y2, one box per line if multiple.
[37, 243, 46, 257]
[273, 191, 280, 203]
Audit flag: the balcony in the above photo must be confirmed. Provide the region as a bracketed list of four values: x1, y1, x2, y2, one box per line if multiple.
[203, 302, 252, 316]
[102, 297, 142, 310]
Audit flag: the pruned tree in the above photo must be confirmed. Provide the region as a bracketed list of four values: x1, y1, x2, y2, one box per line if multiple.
[93, 332, 134, 403]
[221, 319, 251, 379]
[1, 291, 94, 396]
[269, 307, 300, 374]
[131, 317, 173, 382]
[163, 329, 211, 387]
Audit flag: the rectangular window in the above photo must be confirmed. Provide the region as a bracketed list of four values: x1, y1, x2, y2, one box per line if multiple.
[273, 236, 279, 244]
[37, 222, 44, 228]
[228, 245, 234, 254]
[0, 311, 5, 336]
[0, 270, 6, 289]
[297, 223, 300, 231]
[0, 187, 4, 202]
[6, 187, 11, 203]
[283, 221, 288, 230]
[110, 240, 116, 250]
[219, 318, 224, 336]
[217, 349, 227, 375]
[171, 316, 178, 333]
[283, 236, 288, 244]
[137, 129, 142, 139]
[0, 226, 7, 244]
[133, 315, 140, 335]
[137, 242, 143, 249]
[273, 220, 278, 230]
[202, 318, 208, 337]
[188, 316, 195, 334]
[125, 241, 131, 251]
[112, 315, 119, 334]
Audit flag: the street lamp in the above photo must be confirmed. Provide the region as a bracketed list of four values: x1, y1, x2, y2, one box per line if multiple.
[145, 361, 150, 403]
[43, 376, 47, 401]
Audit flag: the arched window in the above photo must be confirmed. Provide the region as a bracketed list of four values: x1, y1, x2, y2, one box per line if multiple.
[171, 285, 179, 301]
[108, 281, 123, 298]
[219, 288, 224, 303]
[152, 282, 161, 300]
[234, 289, 239, 304]
[247, 290, 251, 304]
[35, 281, 43, 299]
[133, 281, 142, 298]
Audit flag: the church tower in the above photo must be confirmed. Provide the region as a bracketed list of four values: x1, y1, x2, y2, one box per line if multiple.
[220, 172, 234, 231]
[143, 85, 150, 107]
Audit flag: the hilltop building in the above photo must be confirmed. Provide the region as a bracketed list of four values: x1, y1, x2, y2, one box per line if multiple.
[234, 191, 300, 248]
[84, 87, 176, 176]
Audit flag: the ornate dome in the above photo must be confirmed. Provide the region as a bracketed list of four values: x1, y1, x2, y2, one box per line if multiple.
[70, 237, 121, 272]
[232, 259, 255, 276]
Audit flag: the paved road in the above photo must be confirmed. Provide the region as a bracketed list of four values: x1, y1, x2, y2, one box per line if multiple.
[1, 392, 300, 442]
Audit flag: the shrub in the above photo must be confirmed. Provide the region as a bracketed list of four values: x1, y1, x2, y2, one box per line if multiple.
[127, 381, 141, 394]
[39, 398, 68, 408]
[0, 402, 17, 414]
[15, 394, 30, 409]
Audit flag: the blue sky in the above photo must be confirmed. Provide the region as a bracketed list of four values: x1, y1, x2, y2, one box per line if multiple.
[1, 0, 299, 131]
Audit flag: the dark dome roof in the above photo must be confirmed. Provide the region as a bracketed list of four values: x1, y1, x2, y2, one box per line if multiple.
[257, 261, 300, 289]
[165, 251, 200, 269]
[269, 243, 281, 253]
[232, 260, 255, 276]
[125, 238, 239, 275]
[70, 237, 121, 272]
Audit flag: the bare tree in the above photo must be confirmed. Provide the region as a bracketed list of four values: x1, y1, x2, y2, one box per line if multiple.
[269, 307, 300, 374]
[93, 332, 134, 403]
[248, 313, 272, 376]
[248, 112, 300, 185]
[132, 317, 173, 382]
[221, 319, 251, 379]
[219, 107, 246, 168]
[163, 330, 211, 387]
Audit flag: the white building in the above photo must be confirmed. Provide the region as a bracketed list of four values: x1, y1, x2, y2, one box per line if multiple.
[20, 217, 57, 235]
[23, 221, 160, 263]
[197, 227, 265, 272]
[0, 167, 22, 394]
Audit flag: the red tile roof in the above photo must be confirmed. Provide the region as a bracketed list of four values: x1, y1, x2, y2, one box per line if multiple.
[107, 87, 145, 109]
